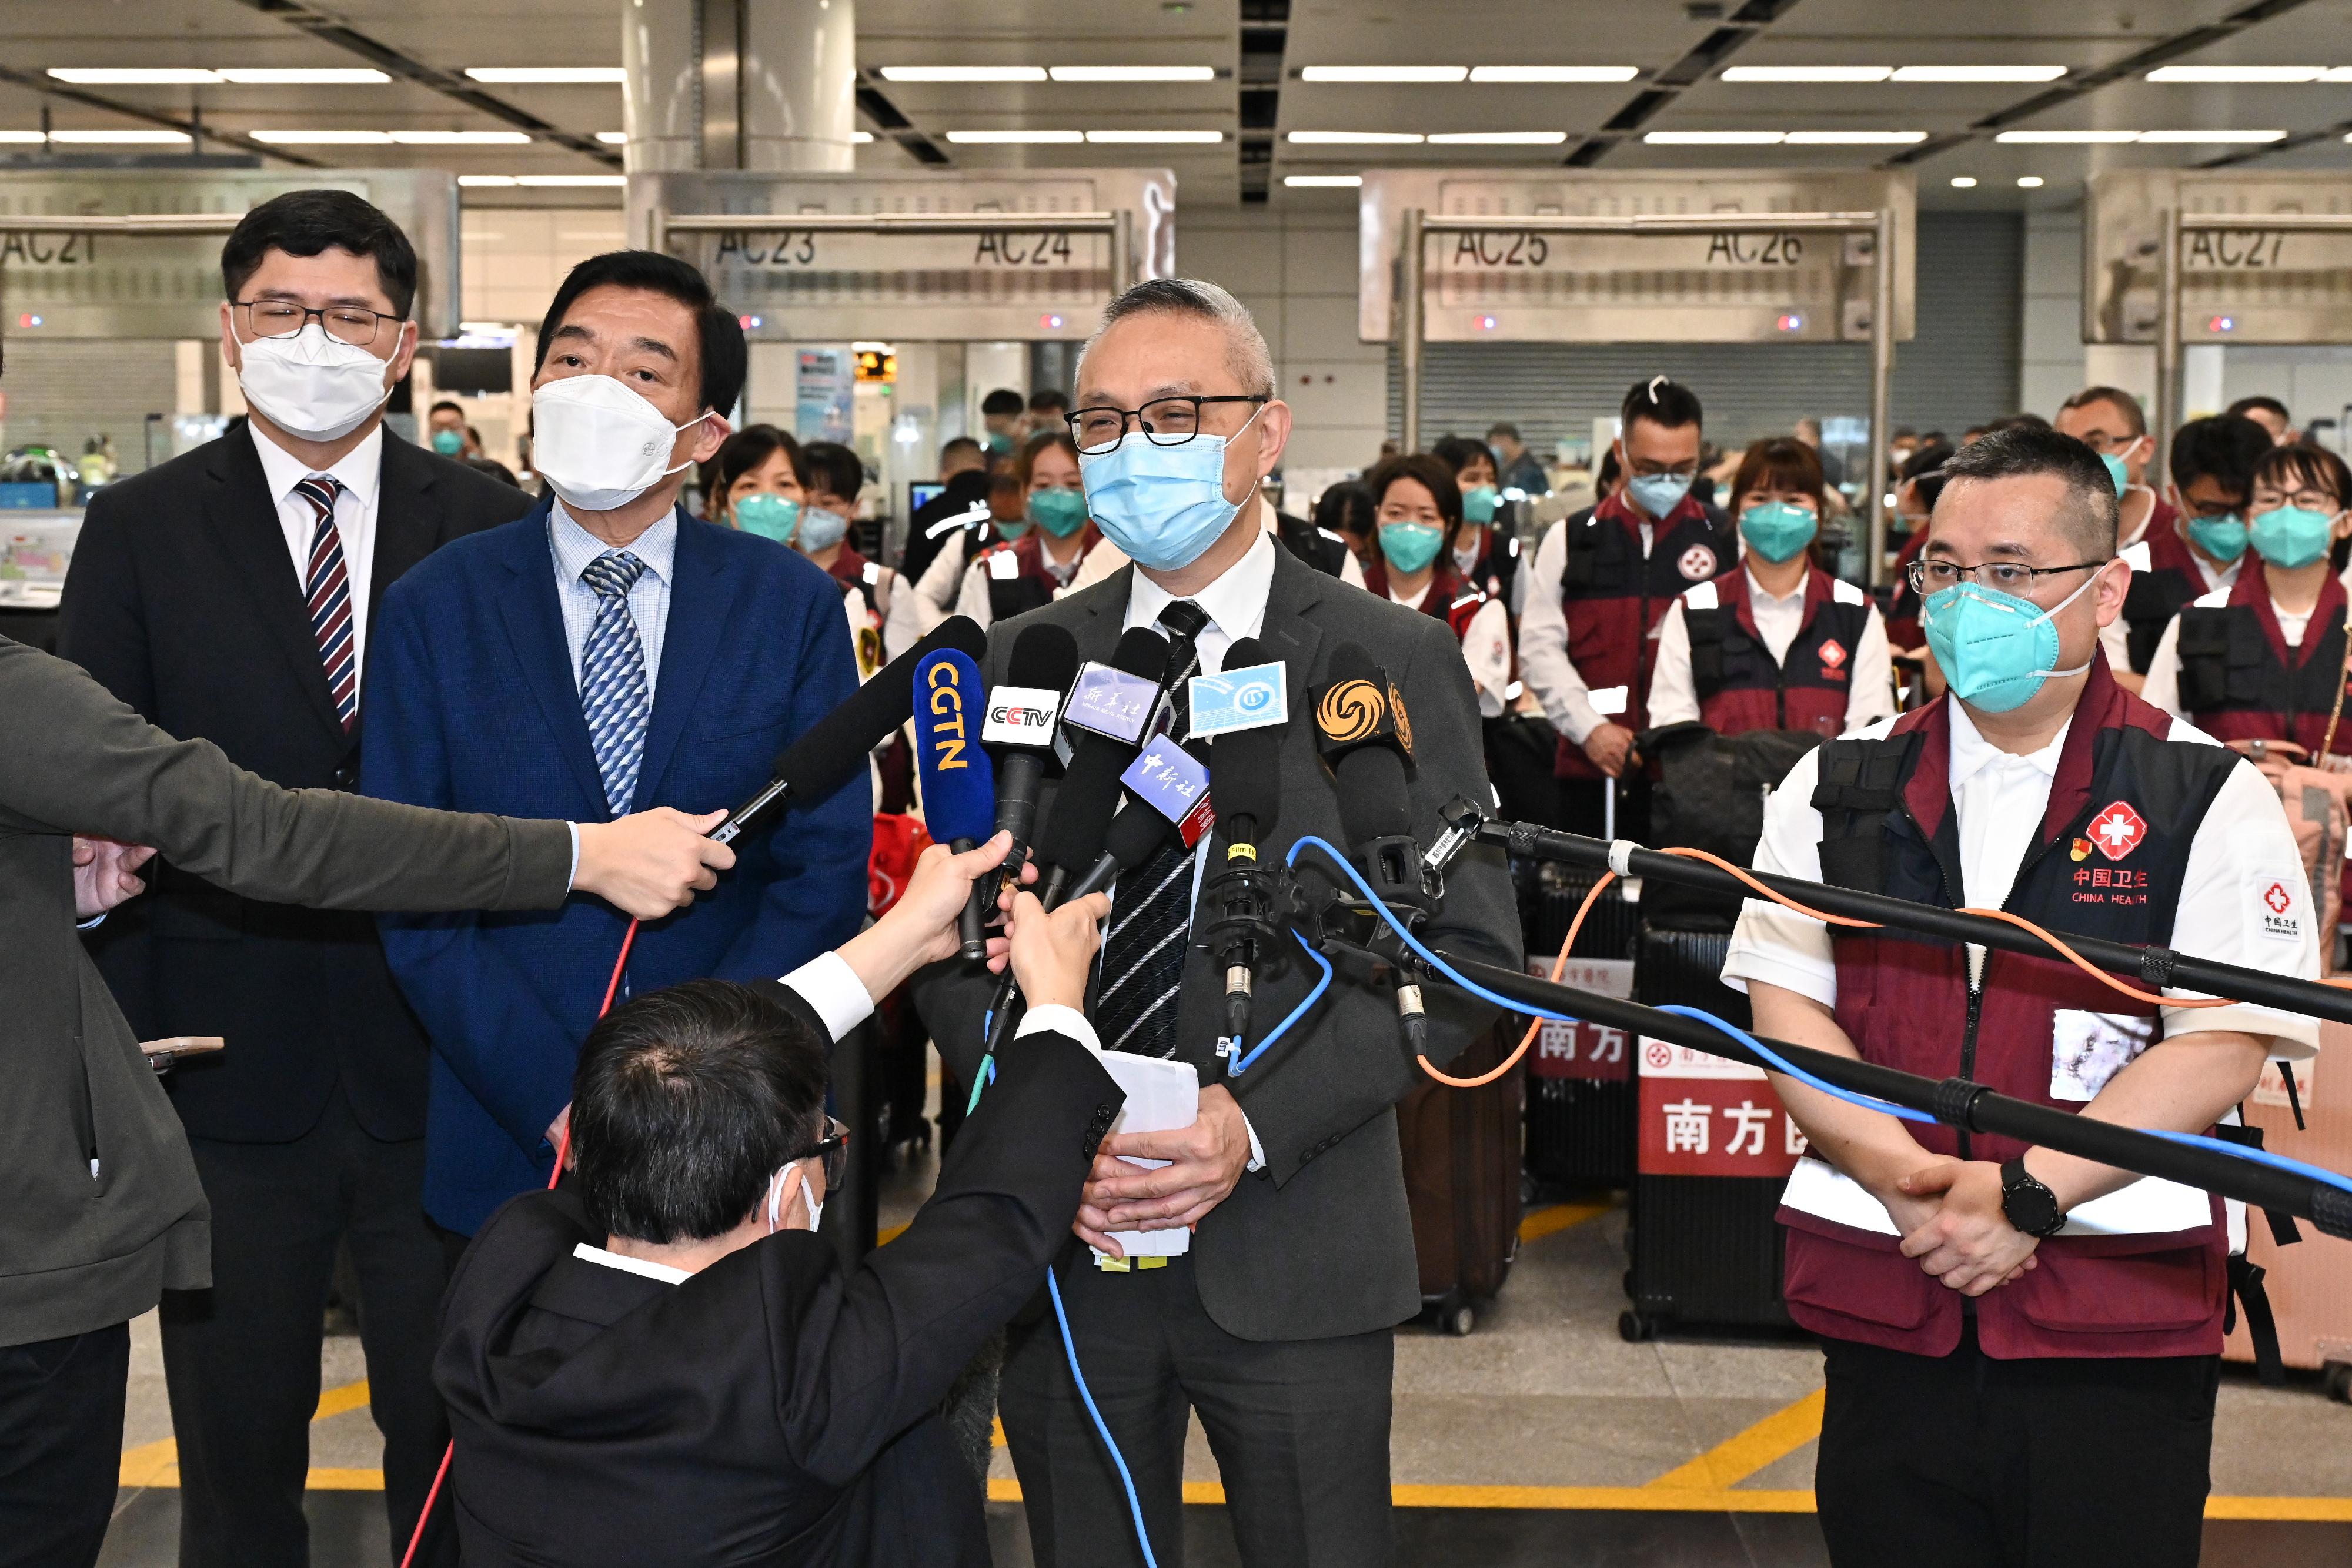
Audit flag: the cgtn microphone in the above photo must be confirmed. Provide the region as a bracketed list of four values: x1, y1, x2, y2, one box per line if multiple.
[1317, 641, 1436, 1056]
[912, 644, 998, 959]
[713, 616, 987, 845]
[1201, 636, 1287, 1054]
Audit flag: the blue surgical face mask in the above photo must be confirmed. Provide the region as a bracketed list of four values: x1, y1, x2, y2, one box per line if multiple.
[429, 427, 465, 457]
[1077, 405, 1264, 572]
[1738, 502, 1818, 565]
[1461, 484, 1499, 525]
[2184, 513, 2248, 564]
[1921, 568, 2102, 714]
[1626, 471, 1693, 520]
[2248, 505, 2338, 570]
[1027, 487, 1090, 539]
[733, 492, 797, 543]
[1377, 520, 1445, 576]
[796, 506, 850, 554]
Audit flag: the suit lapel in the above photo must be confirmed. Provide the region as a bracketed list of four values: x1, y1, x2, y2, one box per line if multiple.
[1259, 546, 1327, 710]
[497, 502, 614, 817]
[366, 437, 443, 673]
[201, 434, 345, 737]
[633, 512, 745, 811]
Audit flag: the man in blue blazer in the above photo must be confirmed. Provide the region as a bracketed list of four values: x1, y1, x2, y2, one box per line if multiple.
[365, 250, 870, 1239]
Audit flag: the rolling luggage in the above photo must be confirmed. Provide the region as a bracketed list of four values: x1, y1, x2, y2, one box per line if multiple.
[1621, 924, 1800, 1340]
[2225, 1028, 2352, 1399]
[1521, 861, 1642, 1191]
[1399, 1019, 1525, 1336]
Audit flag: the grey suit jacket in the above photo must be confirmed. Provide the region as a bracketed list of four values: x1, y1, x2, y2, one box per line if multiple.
[0, 637, 574, 1346]
[915, 546, 1524, 1342]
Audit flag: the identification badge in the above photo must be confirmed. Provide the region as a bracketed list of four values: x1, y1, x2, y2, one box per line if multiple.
[2049, 1009, 2156, 1102]
[1188, 661, 1287, 737]
[980, 685, 1063, 747]
[987, 550, 1020, 580]
[2243, 860, 2307, 947]
[1589, 684, 1629, 717]
[1063, 663, 1160, 744]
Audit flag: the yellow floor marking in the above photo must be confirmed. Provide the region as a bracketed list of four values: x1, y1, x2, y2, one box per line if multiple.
[1643, 1388, 1825, 1492]
[119, 1378, 375, 1490]
[1517, 1202, 1611, 1245]
[118, 1439, 178, 1489]
[991, 1415, 1007, 1449]
[313, 1379, 370, 1422]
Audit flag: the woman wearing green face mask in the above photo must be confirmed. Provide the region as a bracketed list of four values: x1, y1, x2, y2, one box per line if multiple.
[2142, 442, 2352, 771]
[707, 423, 808, 543]
[952, 430, 1098, 634]
[1431, 433, 1520, 607]
[1649, 437, 1895, 737]
[1364, 454, 1514, 720]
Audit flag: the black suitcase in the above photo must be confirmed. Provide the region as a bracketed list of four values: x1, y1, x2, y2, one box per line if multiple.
[1399, 1021, 1525, 1336]
[1521, 864, 1642, 1192]
[1621, 924, 1796, 1340]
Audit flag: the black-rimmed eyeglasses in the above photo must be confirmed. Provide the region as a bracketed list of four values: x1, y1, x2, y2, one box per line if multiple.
[787, 1115, 850, 1191]
[232, 298, 402, 348]
[1067, 394, 1269, 455]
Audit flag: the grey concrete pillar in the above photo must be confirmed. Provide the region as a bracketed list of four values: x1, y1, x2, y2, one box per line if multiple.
[622, 0, 855, 175]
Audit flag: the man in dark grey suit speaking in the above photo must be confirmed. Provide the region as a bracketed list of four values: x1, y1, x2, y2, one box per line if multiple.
[0, 636, 730, 1568]
[916, 278, 1522, 1567]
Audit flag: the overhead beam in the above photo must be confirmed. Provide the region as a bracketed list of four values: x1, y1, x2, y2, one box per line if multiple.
[1241, 0, 1288, 205]
[1563, 0, 1802, 168]
[0, 64, 324, 168]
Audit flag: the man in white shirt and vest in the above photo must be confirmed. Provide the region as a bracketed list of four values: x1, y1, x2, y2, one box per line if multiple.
[1723, 425, 2321, 1567]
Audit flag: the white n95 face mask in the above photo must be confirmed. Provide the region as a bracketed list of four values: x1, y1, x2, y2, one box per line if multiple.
[235, 323, 397, 443]
[532, 374, 708, 513]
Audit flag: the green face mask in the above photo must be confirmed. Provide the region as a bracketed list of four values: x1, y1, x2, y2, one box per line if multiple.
[1738, 502, 1819, 565]
[2248, 505, 2338, 570]
[1377, 521, 1445, 576]
[2183, 513, 2248, 564]
[1460, 484, 1499, 525]
[733, 492, 798, 543]
[994, 516, 1031, 543]
[1027, 487, 1091, 539]
[430, 428, 465, 457]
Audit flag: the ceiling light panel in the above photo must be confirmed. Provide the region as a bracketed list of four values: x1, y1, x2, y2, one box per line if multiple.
[880, 65, 1047, 82]
[596, 130, 626, 143]
[1782, 129, 1926, 143]
[46, 128, 191, 143]
[1287, 129, 1425, 143]
[0, 131, 46, 143]
[1644, 130, 1785, 144]
[1048, 66, 1216, 82]
[48, 68, 220, 85]
[2134, 128, 2286, 142]
[2144, 66, 2321, 83]
[1426, 130, 1567, 144]
[389, 130, 533, 145]
[250, 129, 393, 143]
[1285, 175, 1364, 187]
[216, 68, 388, 84]
[1299, 66, 1468, 83]
[1994, 128, 2137, 143]
[1468, 65, 1639, 82]
[1892, 65, 2067, 82]
[1950, 176, 1979, 188]
[1084, 129, 1225, 143]
[944, 129, 1084, 143]
[1720, 66, 1892, 82]
[463, 67, 627, 83]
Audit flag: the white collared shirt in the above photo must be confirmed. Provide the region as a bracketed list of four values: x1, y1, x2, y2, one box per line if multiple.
[250, 422, 384, 706]
[1722, 701, 2321, 1057]
[548, 500, 677, 703]
[1647, 567, 1896, 732]
[2140, 586, 2317, 720]
[1122, 526, 1278, 677]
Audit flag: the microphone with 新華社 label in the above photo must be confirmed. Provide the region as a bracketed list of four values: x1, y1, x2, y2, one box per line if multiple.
[910, 644, 997, 958]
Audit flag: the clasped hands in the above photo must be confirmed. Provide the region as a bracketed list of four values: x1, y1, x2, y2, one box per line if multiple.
[1886, 1157, 2041, 1297]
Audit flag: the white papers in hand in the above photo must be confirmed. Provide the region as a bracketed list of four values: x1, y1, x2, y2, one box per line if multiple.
[1090, 1051, 1200, 1261]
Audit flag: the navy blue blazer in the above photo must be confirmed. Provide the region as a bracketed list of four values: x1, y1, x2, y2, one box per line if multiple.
[365, 500, 871, 1233]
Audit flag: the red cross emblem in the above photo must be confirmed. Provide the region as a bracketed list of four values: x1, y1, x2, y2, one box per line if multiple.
[1818, 638, 1847, 670]
[2088, 801, 2147, 862]
[2266, 882, 2292, 915]
[1645, 1041, 1673, 1071]
[1677, 544, 1717, 581]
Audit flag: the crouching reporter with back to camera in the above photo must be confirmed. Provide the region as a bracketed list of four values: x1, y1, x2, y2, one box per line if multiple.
[1721, 425, 2321, 1567]
[433, 831, 1124, 1568]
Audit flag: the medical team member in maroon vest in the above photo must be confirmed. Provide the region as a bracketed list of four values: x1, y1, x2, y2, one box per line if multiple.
[2110, 414, 2273, 676]
[1361, 452, 1513, 717]
[1723, 426, 2320, 1567]
[951, 430, 1099, 630]
[1648, 437, 1894, 738]
[1520, 376, 1736, 834]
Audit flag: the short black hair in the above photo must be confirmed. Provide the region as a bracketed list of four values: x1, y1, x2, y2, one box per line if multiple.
[222, 189, 418, 319]
[1986, 412, 2051, 436]
[429, 399, 464, 419]
[1486, 422, 1522, 443]
[941, 435, 983, 461]
[981, 388, 1025, 419]
[1938, 424, 2121, 558]
[2169, 414, 2273, 498]
[1900, 440, 1956, 512]
[1312, 478, 1377, 541]
[2058, 385, 2146, 437]
[1621, 375, 1702, 436]
[572, 980, 827, 1245]
[707, 423, 803, 503]
[2227, 394, 2291, 425]
[1429, 434, 1495, 482]
[1027, 387, 1070, 414]
[799, 440, 866, 503]
[1366, 452, 1465, 544]
[533, 250, 747, 417]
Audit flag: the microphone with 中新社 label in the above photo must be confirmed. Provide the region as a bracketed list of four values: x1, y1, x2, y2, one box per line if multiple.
[911, 644, 997, 959]
[1197, 636, 1287, 1055]
[713, 615, 987, 845]
[974, 623, 1081, 947]
[1315, 640, 1436, 1056]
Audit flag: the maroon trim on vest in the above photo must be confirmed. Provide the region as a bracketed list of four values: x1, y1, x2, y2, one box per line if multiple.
[978, 525, 1098, 589]
[1553, 492, 1731, 778]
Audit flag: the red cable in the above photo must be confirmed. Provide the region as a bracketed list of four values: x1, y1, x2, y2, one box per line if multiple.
[397, 918, 639, 1567]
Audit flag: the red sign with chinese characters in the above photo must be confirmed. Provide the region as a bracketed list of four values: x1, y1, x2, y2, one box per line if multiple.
[1636, 1038, 1808, 1178]
[1525, 958, 1635, 1081]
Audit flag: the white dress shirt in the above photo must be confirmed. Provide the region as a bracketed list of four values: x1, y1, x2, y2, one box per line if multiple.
[954, 534, 1088, 630]
[2106, 534, 2240, 676]
[1392, 579, 1512, 718]
[2140, 586, 2320, 720]
[1648, 568, 1896, 732]
[250, 422, 383, 706]
[548, 500, 676, 701]
[1722, 701, 2322, 1059]
[1518, 514, 1649, 746]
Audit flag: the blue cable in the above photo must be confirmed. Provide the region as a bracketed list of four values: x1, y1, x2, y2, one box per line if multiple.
[1226, 932, 1333, 1076]
[1282, 835, 2352, 1202]
[1047, 1269, 1160, 1568]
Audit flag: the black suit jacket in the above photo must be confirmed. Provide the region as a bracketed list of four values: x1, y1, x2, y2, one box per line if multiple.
[58, 429, 537, 1142]
[915, 546, 1523, 1342]
[435, 1004, 1122, 1568]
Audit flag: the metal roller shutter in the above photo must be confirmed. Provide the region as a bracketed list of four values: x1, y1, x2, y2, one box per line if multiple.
[0, 338, 179, 476]
[1388, 212, 2023, 458]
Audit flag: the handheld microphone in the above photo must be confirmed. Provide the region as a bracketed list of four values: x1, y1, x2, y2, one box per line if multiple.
[976, 623, 1082, 930]
[912, 646, 998, 959]
[713, 616, 987, 845]
[1321, 641, 1435, 1057]
[1068, 793, 1184, 904]
[1202, 637, 1286, 1052]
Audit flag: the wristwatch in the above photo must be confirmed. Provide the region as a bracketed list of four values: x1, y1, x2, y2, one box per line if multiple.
[1999, 1156, 2067, 1238]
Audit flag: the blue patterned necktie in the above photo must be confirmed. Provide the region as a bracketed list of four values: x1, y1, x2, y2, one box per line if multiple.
[294, 473, 357, 731]
[579, 551, 651, 815]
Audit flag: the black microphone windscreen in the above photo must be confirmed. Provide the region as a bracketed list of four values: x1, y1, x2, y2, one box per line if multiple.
[766, 616, 985, 803]
[1104, 795, 1180, 870]
[1210, 636, 1284, 839]
[1109, 624, 1173, 684]
[1006, 622, 1082, 695]
[1032, 736, 1128, 875]
[1334, 734, 1413, 845]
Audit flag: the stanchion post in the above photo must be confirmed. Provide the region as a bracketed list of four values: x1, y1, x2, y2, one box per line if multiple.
[1867, 207, 1896, 589]
[2155, 206, 2181, 473]
[1399, 206, 1425, 455]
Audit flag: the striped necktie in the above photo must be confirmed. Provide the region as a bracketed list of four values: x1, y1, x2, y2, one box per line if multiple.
[295, 473, 358, 731]
[1092, 599, 1212, 1057]
[579, 551, 652, 815]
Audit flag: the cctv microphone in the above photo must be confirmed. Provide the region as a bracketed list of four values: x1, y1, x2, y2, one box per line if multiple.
[1202, 636, 1286, 1053]
[1318, 641, 1436, 1057]
[911, 644, 998, 960]
[975, 623, 1082, 927]
[713, 615, 987, 845]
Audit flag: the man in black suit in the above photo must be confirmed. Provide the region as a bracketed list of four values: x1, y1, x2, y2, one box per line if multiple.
[56, 189, 536, 1568]
[436, 835, 1123, 1568]
[916, 279, 1521, 1567]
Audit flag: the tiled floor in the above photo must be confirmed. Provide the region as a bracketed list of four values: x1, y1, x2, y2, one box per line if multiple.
[105, 1117, 2352, 1566]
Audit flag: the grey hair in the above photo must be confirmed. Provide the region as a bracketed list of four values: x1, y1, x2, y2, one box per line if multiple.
[1080, 277, 1275, 397]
